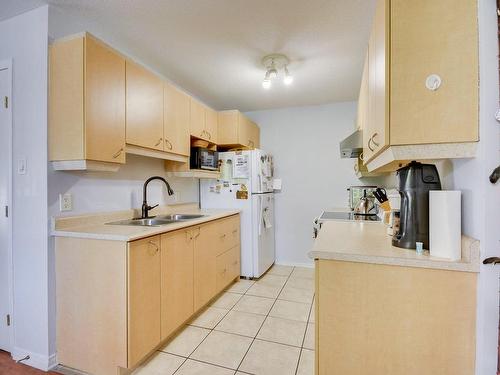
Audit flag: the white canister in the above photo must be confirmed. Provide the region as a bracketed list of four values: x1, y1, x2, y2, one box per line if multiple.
[429, 190, 461, 260]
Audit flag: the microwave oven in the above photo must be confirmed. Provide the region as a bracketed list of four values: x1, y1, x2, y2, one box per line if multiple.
[190, 147, 219, 171]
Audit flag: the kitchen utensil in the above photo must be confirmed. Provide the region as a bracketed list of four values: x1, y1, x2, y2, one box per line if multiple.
[353, 190, 376, 215]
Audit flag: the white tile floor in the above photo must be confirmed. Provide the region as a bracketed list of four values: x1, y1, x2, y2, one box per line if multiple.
[133, 265, 315, 375]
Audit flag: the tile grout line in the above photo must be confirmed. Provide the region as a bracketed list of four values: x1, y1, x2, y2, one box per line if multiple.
[234, 266, 297, 374]
[170, 289, 245, 375]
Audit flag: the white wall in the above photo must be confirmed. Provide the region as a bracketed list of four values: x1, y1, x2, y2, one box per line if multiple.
[48, 155, 199, 217]
[454, 1, 500, 373]
[0, 6, 52, 370]
[246, 102, 389, 266]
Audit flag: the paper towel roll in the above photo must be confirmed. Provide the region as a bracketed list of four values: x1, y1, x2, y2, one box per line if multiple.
[429, 191, 461, 260]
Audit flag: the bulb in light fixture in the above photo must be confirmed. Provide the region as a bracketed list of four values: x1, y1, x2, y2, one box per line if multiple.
[269, 67, 278, 79]
[283, 66, 293, 85]
[262, 70, 271, 89]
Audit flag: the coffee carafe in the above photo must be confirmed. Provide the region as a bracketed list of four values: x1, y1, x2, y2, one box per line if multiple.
[392, 161, 441, 250]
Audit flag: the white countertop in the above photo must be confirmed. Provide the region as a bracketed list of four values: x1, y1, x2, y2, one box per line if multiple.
[51, 203, 240, 242]
[309, 220, 480, 273]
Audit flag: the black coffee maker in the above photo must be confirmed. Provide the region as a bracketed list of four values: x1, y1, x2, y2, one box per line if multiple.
[392, 161, 441, 250]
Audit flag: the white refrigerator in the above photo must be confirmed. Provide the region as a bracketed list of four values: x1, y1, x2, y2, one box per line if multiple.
[200, 149, 275, 279]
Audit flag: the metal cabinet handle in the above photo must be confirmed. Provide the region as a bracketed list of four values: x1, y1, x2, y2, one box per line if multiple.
[112, 148, 124, 158]
[155, 138, 163, 147]
[368, 138, 375, 151]
[165, 139, 173, 150]
[192, 228, 201, 239]
[220, 234, 226, 239]
[148, 240, 159, 254]
[483, 257, 500, 265]
[371, 132, 380, 147]
[232, 229, 238, 234]
[232, 260, 238, 266]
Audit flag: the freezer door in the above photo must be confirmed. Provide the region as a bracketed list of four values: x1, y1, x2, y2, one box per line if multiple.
[251, 150, 274, 193]
[252, 193, 276, 277]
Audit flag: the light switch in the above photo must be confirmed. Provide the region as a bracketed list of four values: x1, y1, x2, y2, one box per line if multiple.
[17, 159, 26, 175]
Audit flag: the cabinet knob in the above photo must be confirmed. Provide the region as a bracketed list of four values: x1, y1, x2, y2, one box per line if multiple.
[425, 74, 442, 91]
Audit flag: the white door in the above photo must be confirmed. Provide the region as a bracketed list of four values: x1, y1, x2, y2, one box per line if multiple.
[252, 193, 276, 278]
[0, 66, 12, 352]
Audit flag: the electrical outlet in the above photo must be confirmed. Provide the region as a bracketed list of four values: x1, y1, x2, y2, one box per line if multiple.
[59, 193, 73, 212]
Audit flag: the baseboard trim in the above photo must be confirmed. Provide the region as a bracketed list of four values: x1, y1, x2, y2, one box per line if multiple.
[11, 347, 57, 371]
[275, 261, 314, 268]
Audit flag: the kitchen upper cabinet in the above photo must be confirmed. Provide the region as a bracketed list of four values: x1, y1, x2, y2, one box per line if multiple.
[160, 230, 194, 340]
[193, 223, 218, 310]
[389, 0, 478, 145]
[190, 98, 218, 143]
[126, 61, 164, 151]
[49, 33, 126, 170]
[363, 0, 389, 163]
[164, 83, 190, 156]
[218, 110, 261, 149]
[356, 53, 369, 131]
[361, 0, 479, 169]
[205, 106, 219, 144]
[128, 236, 161, 368]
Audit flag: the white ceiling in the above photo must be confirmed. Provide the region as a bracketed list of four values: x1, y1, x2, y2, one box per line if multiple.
[2, 0, 375, 111]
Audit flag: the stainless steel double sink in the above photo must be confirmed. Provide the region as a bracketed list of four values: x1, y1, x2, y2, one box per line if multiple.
[106, 213, 205, 227]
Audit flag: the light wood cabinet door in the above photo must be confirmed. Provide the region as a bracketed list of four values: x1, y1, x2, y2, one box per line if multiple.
[164, 83, 190, 156]
[85, 36, 126, 163]
[364, 0, 389, 163]
[249, 121, 260, 149]
[217, 110, 239, 145]
[160, 230, 194, 340]
[126, 61, 164, 150]
[190, 98, 207, 140]
[216, 246, 240, 293]
[357, 52, 369, 131]
[214, 215, 241, 256]
[193, 224, 217, 310]
[389, 0, 478, 145]
[128, 236, 161, 367]
[205, 106, 218, 144]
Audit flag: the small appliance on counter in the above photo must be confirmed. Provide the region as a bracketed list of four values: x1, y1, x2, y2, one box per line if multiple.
[348, 186, 378, 212]
[392, 161, 441, 250]
[190, 147, 219, 171]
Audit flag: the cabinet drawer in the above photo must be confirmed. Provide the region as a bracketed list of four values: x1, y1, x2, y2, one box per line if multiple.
[215, 215, 240, 256]
[216, 246, 240, 292]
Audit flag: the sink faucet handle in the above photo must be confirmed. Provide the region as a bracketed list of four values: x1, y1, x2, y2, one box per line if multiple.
[148, 204, 159, 210]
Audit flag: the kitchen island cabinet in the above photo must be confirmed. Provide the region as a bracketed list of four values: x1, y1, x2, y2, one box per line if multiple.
[54, 209, 240, 375]
[310, 221, 479, 375]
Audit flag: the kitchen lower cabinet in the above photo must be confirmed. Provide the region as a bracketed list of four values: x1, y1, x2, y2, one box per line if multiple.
[128, 236, 161, 368]
[315, 259, 477, 375]
[193, 223, 218, 310]
[216, 246, 241, 293]
[55, 214, 240, 375]
[160, 229, 194, 340]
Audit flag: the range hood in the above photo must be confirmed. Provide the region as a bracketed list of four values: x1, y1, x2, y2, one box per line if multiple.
[339, 129, 363, 158]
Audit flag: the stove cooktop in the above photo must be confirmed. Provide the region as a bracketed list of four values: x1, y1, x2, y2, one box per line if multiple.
[319, 211, 381, 222]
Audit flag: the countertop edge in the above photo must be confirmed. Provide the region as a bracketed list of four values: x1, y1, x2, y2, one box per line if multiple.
[51, 210, 241, 242]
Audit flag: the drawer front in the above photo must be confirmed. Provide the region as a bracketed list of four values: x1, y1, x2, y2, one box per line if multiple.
[215, 215, 240, 256]
[216, 246, 240, 292]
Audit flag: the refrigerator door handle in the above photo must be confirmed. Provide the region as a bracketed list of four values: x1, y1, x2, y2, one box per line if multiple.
[258, 195, 263, 236]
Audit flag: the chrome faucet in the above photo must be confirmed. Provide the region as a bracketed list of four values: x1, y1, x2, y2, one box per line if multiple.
[141, 176, 174, 219]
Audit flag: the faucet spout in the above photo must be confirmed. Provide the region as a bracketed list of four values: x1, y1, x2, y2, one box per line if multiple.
[141, 176, 175, 218]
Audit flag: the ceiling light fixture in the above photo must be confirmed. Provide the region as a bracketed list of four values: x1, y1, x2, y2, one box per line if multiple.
[261, 54, 293, 89]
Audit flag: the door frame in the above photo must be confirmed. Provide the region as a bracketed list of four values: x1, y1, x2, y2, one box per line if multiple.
[0, 59, 14, 352]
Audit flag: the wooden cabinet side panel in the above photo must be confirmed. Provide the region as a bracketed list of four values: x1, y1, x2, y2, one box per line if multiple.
[357, 52, 369, 131]
[49, 37, 85, 161]
[128, 236, 161, 368]
[390, 0, 479, 145]
[237, 113, 252, 148]
[317, 260, 476, 375]
[164, 83, 190, 156]
[125, 61, 164, 150]
[160, 230, 194, 340]
[85, 36, 126, 163]
[55, 237, 127, 375]
[217, 110, 239, 145]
